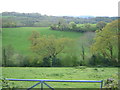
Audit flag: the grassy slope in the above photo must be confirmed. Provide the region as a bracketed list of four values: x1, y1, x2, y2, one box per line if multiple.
[2, 27, 83, 55]
[2, 67, 118, 88]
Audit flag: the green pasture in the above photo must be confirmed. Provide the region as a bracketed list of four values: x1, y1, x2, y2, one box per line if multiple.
[2, 27, 83, 55]
[2, 67, 118, 88]
[2, 16, 16, 18]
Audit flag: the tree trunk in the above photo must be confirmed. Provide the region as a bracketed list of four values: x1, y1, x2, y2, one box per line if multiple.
[81, 45, 85, 61]
[52, 55, 56, 67]
[3, 48, 7, 67]
[109, 43, 113, 60]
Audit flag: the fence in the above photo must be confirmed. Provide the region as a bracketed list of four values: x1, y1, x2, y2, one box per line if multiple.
[6, 79, 103, 90]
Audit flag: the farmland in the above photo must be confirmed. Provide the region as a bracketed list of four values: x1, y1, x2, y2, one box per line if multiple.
[2, 67, 118, 88]
[1, 12, 119, 89]
[2, 27, 96, 67]
[2, 27, 84, 55]
[2, 22, 119, 67]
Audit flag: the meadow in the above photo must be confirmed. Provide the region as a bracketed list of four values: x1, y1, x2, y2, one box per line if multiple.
[2, 67, 118, 88]
[2, 27, 83, 55]
[2, 27, 119, 88]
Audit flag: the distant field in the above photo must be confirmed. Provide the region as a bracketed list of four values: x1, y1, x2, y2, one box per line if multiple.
[2, 16, 14, 18]
[2, 67, 118, 88]
[2, 27, 83, 55]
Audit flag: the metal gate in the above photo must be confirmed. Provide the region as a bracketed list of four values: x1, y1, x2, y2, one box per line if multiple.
[6, 79, 103, 90]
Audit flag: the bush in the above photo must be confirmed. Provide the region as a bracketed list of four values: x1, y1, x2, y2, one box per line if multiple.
[61, 55, 79, 67]
[88, 54, 116, 66]
[52, 57, 61, 67]
[104, 78, 118, 89]
[28, 56, 43, 67]
[1, 77, 18, 89]
[42, 57, 52, 67]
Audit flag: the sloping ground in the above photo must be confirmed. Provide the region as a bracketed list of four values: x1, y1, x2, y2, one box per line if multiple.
[2, 27, 83, 55]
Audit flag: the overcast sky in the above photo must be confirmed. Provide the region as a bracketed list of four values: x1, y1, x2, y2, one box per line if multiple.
[0, 0, 119, 16]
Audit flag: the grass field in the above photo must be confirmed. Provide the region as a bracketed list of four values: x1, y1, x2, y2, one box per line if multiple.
[2, 67, 118, 88]
[2, 27, 83, 55]
[2, 27, 118, 88]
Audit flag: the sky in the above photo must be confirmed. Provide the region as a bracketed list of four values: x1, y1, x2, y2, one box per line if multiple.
[0, 0, 119, 16]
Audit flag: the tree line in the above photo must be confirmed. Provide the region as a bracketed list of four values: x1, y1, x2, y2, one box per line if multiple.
[50, 21, 106, 32]
[1, 12, 118, 28]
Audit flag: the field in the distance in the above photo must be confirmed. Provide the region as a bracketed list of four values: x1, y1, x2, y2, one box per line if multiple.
[2, 27, 83, 55]
[2, 67, 118, 88]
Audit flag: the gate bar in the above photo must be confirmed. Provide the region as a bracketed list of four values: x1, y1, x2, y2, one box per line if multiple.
[6, 78, 103, 89]
[6, 79, 102, 83]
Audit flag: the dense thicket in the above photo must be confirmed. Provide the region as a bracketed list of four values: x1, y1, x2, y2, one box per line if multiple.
[1, 12, 118, 28]
[50, 21, 98, 32]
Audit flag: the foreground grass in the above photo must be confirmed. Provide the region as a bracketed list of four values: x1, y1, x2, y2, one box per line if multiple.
[2, 67, 118, 88]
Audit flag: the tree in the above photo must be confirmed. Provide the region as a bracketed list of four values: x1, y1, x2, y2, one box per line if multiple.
[2, 45, 14, 66]
[29, 32, 72, 66]
[50, 24, 57, 30]
[29, 31, 40, 46]
[91, 20, 118, 65]
[69, 22, 77, 31]
[78, 32, 95, 65]
[96, 21, 106, 30]
[83, 23, 91, 32]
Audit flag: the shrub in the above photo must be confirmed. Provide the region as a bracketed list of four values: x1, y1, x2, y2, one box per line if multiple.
[104, 78, 118, 89]
[61, 55, 79, 67]
[1, 77, 18, 89]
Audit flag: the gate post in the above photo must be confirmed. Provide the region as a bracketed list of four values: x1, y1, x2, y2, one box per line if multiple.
[41, 81, 43, 90]
[100, 80, 103, 90]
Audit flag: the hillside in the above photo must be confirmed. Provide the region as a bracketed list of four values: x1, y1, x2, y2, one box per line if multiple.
[1, 12, 118, 27]
[2, 27, 83, 55]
